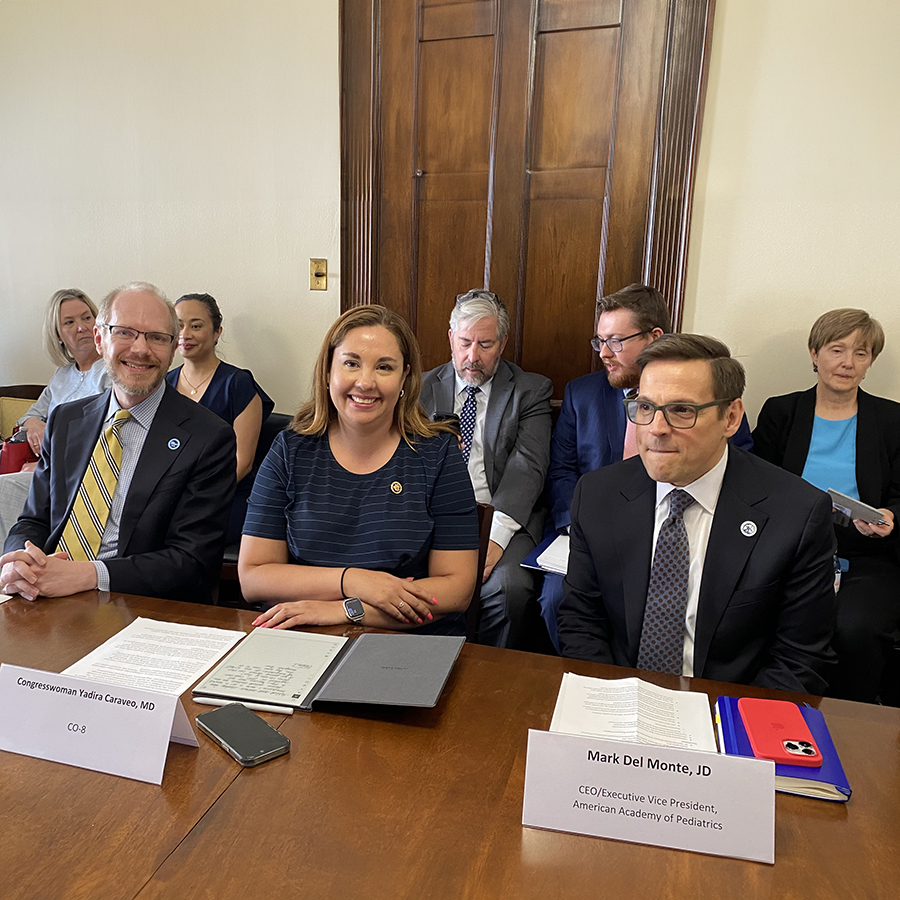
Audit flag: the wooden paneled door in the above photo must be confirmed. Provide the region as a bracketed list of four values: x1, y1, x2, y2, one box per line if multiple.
[341, 0, 715, 396]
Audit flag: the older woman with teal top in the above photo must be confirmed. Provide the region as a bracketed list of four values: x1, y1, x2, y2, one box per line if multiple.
[753, 309, 900, 702]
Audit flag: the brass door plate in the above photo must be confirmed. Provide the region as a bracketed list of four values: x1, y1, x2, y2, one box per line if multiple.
[310, 259, 327, 291]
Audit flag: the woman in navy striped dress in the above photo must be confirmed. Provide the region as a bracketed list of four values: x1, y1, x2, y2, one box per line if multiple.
[240, 306, 479, 633]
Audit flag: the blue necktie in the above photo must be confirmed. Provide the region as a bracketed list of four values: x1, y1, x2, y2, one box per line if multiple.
[459, 386, 480, 463]
[636, 489, 695, 675]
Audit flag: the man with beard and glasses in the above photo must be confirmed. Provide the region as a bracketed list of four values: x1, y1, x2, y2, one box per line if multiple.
[1, 283, 235, 604]
[420, 289, 552, 647]
[538, 284, 753, 649]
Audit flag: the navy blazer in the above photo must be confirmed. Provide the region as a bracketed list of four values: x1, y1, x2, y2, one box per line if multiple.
[420, 359, 552, 543]
[558, 448, 837, 694]
[752, 386, 900, 561]
[5, 385, 236, 602]
[546, 369, 756, 532]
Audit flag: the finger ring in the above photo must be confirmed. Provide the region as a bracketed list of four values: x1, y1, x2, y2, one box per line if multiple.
[398, 600, 405, 610]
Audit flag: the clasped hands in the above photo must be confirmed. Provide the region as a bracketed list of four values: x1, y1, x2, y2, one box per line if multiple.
[252, 568, 439, 631]
[0, 541, 83, 601]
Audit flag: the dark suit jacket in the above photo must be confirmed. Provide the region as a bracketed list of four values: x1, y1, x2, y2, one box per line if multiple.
[752, 386, 900, 561]
[5, 385, 236, 602]
[557, 448, 837, 693]
[420, 359, 552, 542]
[547, 369, 756, 532]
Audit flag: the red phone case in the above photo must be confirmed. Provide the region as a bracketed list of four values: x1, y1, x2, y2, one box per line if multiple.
[737, 697, 822, 767]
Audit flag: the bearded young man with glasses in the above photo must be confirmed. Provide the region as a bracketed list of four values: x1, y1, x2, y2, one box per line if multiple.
[1, 283, 235, 604]
[538, 285, 753, 649]
[557, 333, 837, 694]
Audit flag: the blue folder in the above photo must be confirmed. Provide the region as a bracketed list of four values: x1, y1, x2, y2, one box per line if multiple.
[715, 696, 851, 802]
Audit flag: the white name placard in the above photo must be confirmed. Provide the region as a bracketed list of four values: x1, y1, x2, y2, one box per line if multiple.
[0, 664, 198, 784]
[522, 729, 775, 864]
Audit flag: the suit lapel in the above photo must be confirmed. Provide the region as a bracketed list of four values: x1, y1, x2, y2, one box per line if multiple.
[693, 451, 770, 677]
[483, 361, 513, 486]
[60, 392, 109, 523]
[616, 464, 656, 652]
[433, 363, 458, 415]
[610, 386, 626, 463]
[782, 387, 816, 475]
[855, 389, 881, 504]
[117, 388, 190, 552]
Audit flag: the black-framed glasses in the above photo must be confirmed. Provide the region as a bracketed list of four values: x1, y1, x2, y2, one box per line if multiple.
[98, 323, 176, 347]
[623, 397, 735, 429]
[590, 330, 650, 353]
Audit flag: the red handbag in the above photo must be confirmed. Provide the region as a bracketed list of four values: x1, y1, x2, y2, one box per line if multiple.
[0, 439, 38, 474]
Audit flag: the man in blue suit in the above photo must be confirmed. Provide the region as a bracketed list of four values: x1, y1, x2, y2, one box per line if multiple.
[539, 285, 752, 648]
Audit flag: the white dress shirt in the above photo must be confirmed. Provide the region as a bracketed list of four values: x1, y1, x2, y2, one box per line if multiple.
[453, 373, 522, 550]
[651, 444, 729, 677]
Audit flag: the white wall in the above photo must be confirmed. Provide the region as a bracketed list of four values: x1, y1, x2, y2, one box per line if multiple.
[4, 0, 898, 424]
[0, 0, 340, 411]
[686, 0, 900, 422]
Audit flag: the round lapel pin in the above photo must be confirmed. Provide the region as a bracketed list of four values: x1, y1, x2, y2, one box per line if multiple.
[740, 520, 757, 537]
[168, 438, 181, 451]
[390, 481, 402, 494]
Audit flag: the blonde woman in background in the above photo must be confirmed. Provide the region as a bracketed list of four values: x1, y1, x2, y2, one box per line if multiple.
[0, 289, 109, 543]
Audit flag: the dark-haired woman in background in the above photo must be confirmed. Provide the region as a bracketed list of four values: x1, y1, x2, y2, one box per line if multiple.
[166, 293, 273, 542]
[240, 305, 479, 632]
[753, 308, 900, 702]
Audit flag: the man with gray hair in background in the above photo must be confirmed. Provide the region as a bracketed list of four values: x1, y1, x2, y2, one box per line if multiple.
[420, 289, 553, 647]
[1, 282, 235, 604]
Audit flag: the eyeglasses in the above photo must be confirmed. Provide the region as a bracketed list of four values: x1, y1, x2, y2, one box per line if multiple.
[98, 324, 176, 347]
[455, 289, 501, 306]
[590, 330, 650, 353]
[623, 397, 735, 429]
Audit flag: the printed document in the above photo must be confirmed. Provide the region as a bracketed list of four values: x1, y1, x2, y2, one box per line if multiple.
[537, 534, 569, 574]
[64, 617, 245, 695]
[550, 673, 716, 751]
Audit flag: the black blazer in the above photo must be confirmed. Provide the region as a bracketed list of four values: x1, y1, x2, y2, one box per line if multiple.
[5, 385, 236, 602]
[557, 448, 837, 694]
[752, 386, 900, 560]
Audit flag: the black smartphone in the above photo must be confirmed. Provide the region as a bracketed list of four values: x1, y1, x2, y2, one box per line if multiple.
[196, 703, 291, 767]
[432, 411, 461, 437]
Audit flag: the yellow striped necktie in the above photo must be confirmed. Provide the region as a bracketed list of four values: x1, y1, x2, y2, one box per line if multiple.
[57, 409, 132, 561]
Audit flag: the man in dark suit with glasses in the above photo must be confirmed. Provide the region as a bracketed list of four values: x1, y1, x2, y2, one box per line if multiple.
[557, 333, 837, 693]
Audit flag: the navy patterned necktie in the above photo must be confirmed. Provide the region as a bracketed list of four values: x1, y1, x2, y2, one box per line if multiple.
[636, 489, 695, 675]
[459, 385, 480, 463]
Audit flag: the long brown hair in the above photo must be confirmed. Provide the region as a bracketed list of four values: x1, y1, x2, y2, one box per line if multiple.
[292, 305, 453, 447]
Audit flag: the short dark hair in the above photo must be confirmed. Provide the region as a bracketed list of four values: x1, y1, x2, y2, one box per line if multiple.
[808, 308, 884, 361]
[595, 284, 672, 333]
[636, 333, 745, 414]
[175, 293, 223, 332]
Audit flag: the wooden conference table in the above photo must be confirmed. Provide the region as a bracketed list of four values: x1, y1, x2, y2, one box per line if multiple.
[1, 591, 898, 900]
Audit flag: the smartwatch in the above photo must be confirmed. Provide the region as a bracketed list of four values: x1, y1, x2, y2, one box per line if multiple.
[343, 597, 365, 623]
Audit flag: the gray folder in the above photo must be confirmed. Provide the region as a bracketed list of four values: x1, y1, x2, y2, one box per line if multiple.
[308, 633, 465, 710]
